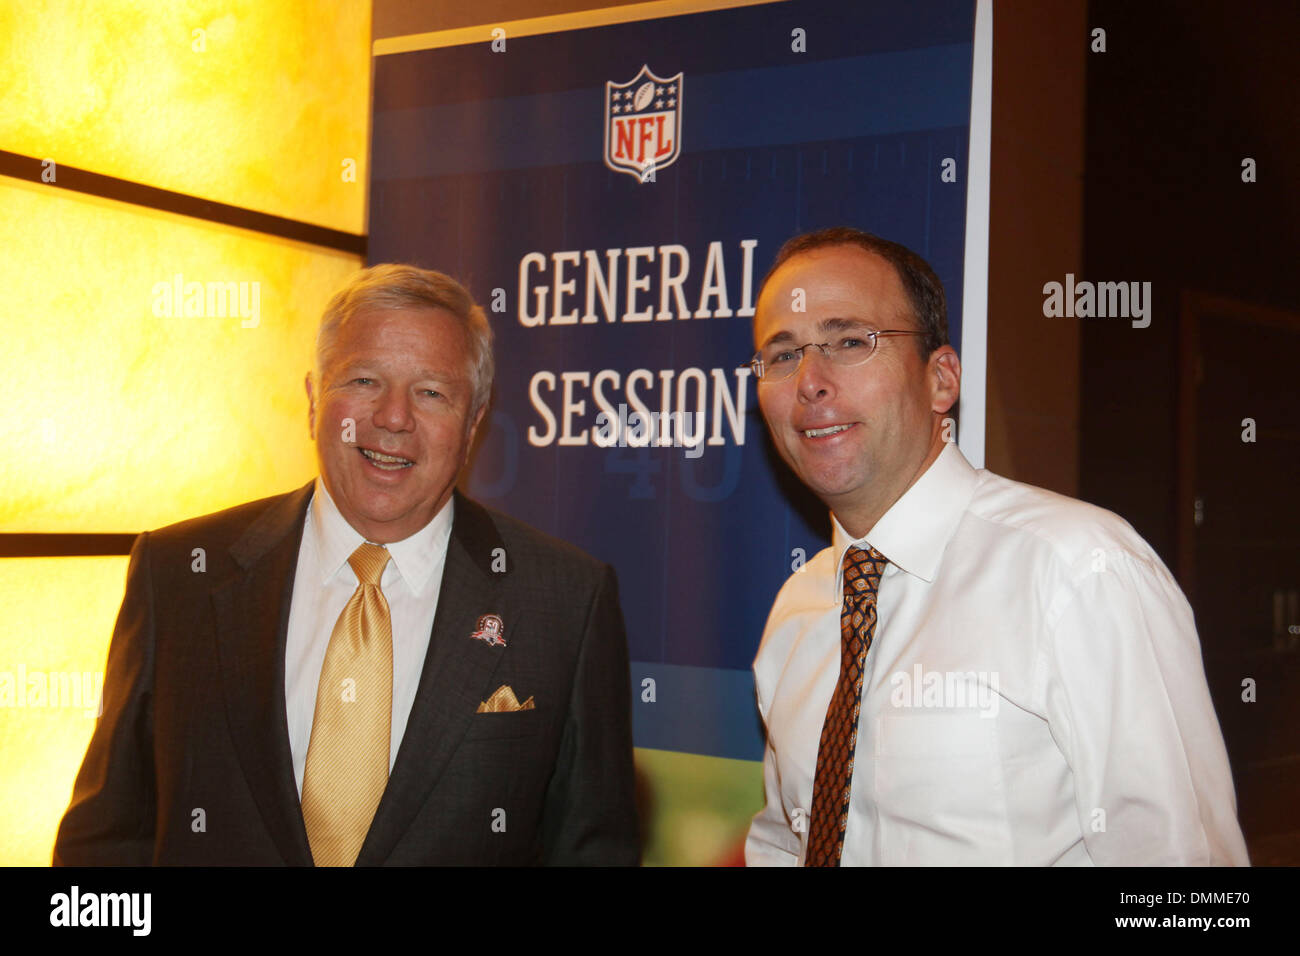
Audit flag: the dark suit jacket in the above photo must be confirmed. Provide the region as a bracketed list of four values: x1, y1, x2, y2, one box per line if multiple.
[53, 482, 639, 865]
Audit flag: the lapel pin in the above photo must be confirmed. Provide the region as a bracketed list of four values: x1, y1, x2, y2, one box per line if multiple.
[470, 613, 506, 648]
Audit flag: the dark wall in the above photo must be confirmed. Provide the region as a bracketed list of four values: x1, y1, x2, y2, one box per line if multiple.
[1081, 0, 1300, 561]
[1083, 0, 1300, 859]
[986, 0, 1085, 495]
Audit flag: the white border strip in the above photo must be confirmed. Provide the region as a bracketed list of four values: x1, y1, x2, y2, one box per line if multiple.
[958, 0, 992, 469]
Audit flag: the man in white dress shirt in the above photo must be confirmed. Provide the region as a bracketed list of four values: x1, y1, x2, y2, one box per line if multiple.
[743, 227, 1248, 866]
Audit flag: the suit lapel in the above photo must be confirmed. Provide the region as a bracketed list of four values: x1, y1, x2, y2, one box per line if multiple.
[209, 481, 316, 867]
[356, 492, 509, 865]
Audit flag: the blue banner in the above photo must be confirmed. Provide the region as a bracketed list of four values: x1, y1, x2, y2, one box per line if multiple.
[370, 0, 979, 761]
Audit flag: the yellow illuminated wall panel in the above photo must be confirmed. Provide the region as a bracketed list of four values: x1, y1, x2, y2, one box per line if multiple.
[0, 0, 370, 233]
[0, 557, 130, 866]
[0, 176, 360, 533]
[0, 1, 371, 864]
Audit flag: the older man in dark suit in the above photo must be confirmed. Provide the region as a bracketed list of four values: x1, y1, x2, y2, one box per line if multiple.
[54, 264, 639, 865]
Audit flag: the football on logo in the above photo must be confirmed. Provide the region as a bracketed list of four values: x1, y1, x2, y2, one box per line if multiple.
[633, 81, 655, 111]
[604, 65, 683, 183]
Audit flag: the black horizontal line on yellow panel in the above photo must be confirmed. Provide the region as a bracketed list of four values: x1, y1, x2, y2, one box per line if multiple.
[0, 150, 366, 256]
[0, 534, 137, 558]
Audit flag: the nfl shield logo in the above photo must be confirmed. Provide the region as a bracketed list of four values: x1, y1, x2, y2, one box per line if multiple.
[604, 65, 683, 183]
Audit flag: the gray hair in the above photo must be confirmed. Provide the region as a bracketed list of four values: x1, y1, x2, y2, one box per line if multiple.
[314, 264, 494, 414]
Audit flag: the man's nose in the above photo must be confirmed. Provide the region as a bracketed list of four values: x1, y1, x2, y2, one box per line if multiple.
[373, 386, 416, 430]
[795, 347, 835, 402]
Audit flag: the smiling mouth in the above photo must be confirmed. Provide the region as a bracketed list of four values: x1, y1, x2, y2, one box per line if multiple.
[359, 447, 415, 470]
[803, 424, 855, 439]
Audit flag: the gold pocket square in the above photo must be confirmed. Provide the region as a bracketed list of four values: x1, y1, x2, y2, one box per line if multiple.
[476, 685, 536, 713]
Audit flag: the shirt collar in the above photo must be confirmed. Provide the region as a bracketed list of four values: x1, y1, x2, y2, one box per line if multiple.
[309, 477, 454, 595]
[830, 442, 978, 596]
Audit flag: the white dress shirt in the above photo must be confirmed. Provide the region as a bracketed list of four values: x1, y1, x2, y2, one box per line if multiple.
[284, 478, 453, 796]
[745, 443, 1249, 866]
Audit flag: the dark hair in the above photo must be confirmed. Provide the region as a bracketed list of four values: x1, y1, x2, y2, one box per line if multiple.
[761, 226, 949, 357]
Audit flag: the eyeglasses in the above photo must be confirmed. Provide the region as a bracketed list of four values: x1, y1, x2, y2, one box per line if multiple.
[746, 330, 925, 383]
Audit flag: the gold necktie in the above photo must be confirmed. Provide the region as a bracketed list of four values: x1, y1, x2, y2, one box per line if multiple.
[301, 542, 393, 866]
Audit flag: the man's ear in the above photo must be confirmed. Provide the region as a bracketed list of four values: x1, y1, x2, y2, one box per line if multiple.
[466, 401, 488, 445]
[928, 345, 962, 414]
[305, 372, 317, 440]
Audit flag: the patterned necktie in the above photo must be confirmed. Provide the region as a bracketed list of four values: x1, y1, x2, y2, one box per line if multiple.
[805, 545, 888, 867]
[301, 542, 393, 866]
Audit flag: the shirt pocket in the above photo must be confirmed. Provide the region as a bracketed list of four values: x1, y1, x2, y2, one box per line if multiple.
[876, 711, 998, 757]
[872, 712, 1010, 863]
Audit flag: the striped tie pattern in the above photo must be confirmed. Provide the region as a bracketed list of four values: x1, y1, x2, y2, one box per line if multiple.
[301, 542, 393, 866]
[805, 545, 888, 867]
